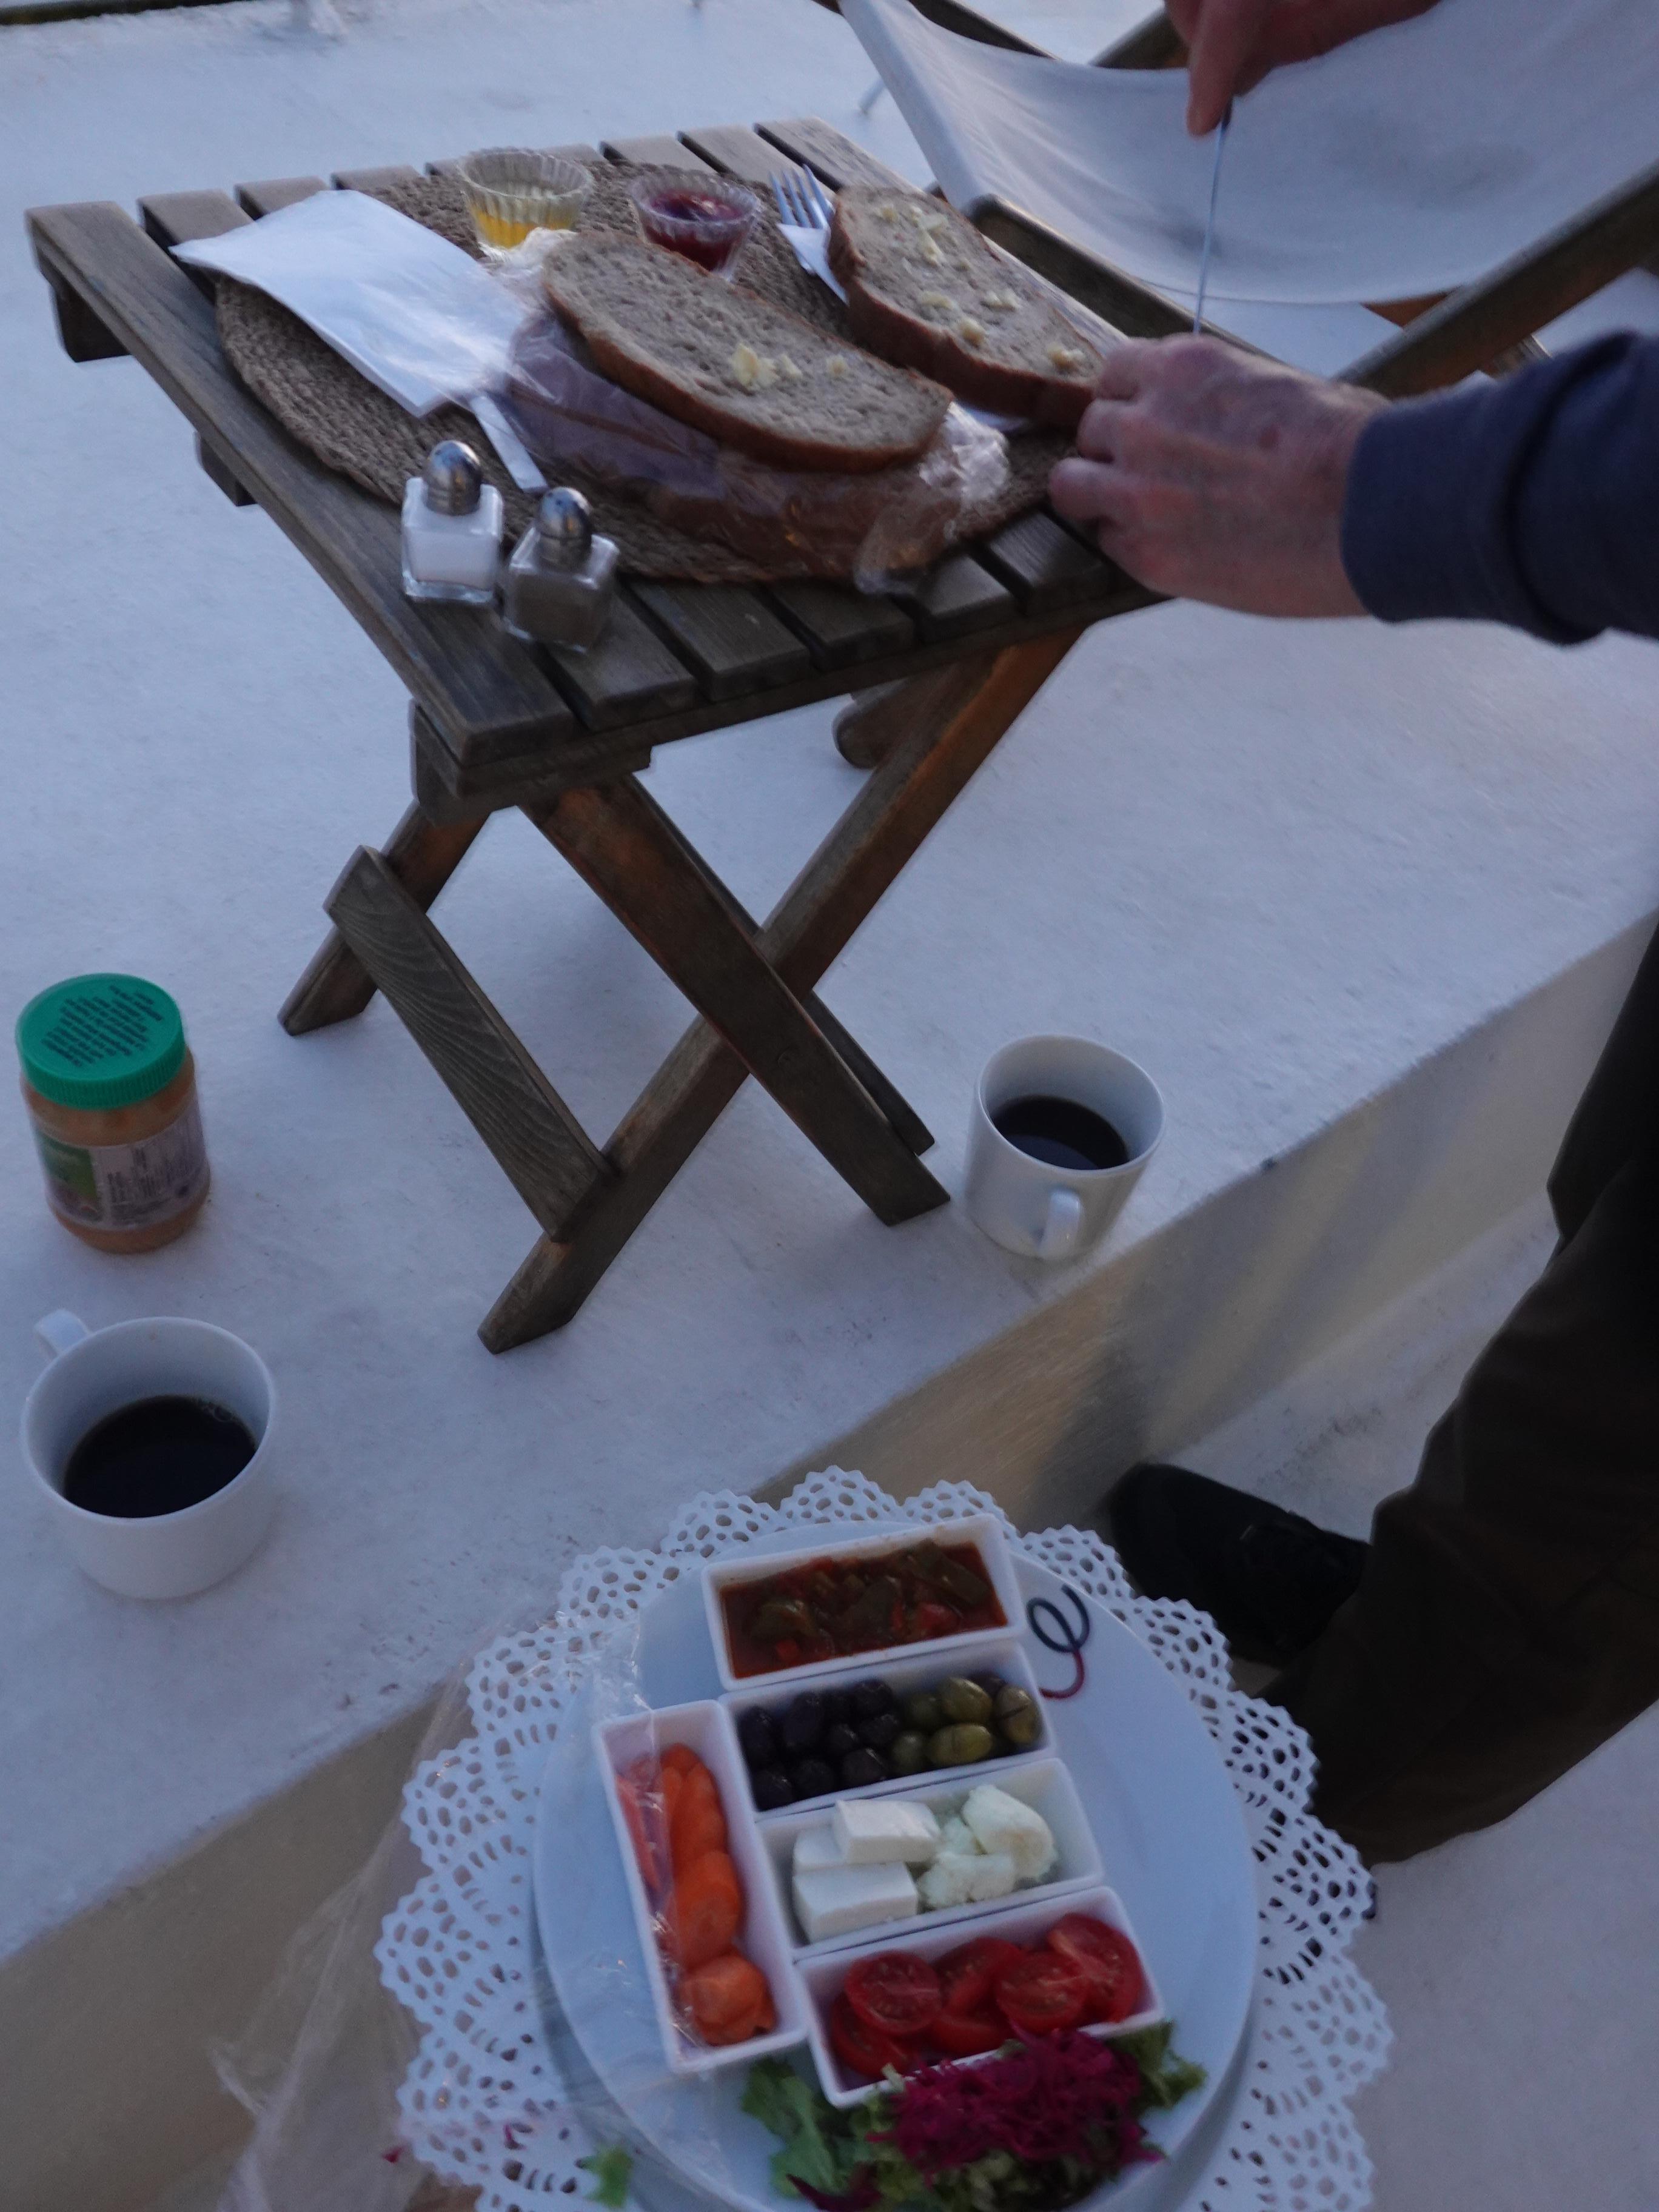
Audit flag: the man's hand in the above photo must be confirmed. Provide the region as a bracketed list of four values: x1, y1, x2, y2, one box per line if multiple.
[1168, 0, 1444, 133]
[1049, 337, 1387, 616]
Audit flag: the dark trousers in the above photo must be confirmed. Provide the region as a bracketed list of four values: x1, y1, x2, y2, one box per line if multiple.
[1272, 922, 1659, 1863]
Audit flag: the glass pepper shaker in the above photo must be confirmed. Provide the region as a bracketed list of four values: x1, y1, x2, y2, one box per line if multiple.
[401, 440, 503, 605]
[503, 487, 618, 652]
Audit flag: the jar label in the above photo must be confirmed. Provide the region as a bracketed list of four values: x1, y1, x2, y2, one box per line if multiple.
[33, 1095, 209, 1233]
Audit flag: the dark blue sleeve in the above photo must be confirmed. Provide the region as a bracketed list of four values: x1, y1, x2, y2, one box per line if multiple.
[1340, 333, 1659, 644]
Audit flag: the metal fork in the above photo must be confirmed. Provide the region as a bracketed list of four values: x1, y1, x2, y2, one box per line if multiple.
[768, 167, 836, 232]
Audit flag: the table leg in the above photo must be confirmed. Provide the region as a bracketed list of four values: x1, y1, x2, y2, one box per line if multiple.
[528, 779, 950, 1228]
[279, 803, 485, 1035]
[483, 634, 1076, 1349]
[833, 660, 990, 771]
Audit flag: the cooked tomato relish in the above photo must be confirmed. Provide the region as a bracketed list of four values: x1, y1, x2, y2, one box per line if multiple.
[720, 1538, 1005, 1678]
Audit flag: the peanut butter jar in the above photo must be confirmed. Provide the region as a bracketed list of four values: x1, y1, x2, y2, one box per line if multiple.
[17, 974, 210, 1253]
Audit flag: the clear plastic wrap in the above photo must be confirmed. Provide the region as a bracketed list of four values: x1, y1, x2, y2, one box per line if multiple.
[501, 313, 1011, 592]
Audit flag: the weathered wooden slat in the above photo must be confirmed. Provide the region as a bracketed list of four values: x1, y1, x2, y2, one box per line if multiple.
[755, 119, 914, 194]
[763, 580, 915, 671]
[325, 846, 609, 1232]
[26, 202, 577, 770]
[139, 189, 250, 251]
[529, 779, 947, 1228]
[483, 633, 1073, 1345]
[887, 553, 1017, 640]
[538, 593, 700, 730]
[196, 432, 256, 508]
[1341, 156, 1659, 397]
[332, 164, 423, 194]
[409, 708, 652, 819]
[235, 176, 328, 218]
[600, 136, 716, 171]
[415, 577, 1156, 806]
[677, 123, 806, 186]
[281, 803, 487, 1034]
[975, 509, 1121, 615]
[630, 582, 811, 700]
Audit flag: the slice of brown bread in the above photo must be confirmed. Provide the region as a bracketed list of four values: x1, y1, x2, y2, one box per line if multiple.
[541, 233, 952, 474]
[829, 185, 1110, 429]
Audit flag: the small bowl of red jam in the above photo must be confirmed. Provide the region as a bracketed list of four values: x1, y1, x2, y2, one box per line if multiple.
[628, 169, 760, 279]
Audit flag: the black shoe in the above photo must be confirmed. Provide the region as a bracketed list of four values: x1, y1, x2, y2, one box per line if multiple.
[1108, 1464, 1368, 1668]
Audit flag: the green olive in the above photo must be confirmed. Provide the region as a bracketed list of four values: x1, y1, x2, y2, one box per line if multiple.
[993, 1685, 1042, 1748]
[888, 1729, 930, 1775]
[904, 1691, 945, 1734]
[937, 1676, 994, 1726]
[929, 1721, 996, 1767]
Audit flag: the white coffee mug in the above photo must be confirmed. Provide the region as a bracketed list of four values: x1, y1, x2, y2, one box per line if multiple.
[964, 1035, 1164, 1262]
[22, 1311, 277, 1600]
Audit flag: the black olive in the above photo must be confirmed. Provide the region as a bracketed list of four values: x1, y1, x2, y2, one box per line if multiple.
[840, 1747, 888, 1789]
[824, 1721, 862, 1759]
[737, 1708, 779, 1769]
[792, 1757, 838, 1801]
[780, 1692, 826, 1756]
[851, 1678, 896, 1720]
[859, 1710, 902, 1752]
[751, 1765, 795, 1811]
[820, 1686, 857, 1728]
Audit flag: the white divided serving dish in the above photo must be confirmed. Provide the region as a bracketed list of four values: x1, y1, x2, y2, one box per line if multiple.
[704, 1512, 1022, 1694]
[726, 1634, 1051, 1820]
[593, 1698, 807, 2077]
[763, 1756, 1104, 1959]
[798, 1882, 1167, 2110]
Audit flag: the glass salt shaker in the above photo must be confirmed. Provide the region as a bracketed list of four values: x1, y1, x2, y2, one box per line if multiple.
[503, 487, 618, 652]
[401, 440, 503, 605]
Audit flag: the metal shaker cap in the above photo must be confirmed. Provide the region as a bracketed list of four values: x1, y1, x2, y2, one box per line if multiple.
[423, 440, 484, 516]
[535, 486, 594, 567]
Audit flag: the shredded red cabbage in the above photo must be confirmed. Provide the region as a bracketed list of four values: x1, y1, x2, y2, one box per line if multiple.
[878, 2033, 1155, 2179]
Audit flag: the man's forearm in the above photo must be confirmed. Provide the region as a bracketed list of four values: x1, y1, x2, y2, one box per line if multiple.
[1341, 335, 1659, 645]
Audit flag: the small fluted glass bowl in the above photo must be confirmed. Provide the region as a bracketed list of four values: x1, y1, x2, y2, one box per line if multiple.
[457, 149, 592, 251]
[627, 169, 759, 279]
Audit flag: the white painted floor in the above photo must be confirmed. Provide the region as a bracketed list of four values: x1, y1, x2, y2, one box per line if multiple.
[4, 4, 1659, 2209]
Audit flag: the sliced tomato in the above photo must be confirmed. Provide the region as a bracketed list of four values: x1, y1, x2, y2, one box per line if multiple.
[993, 1950, 1088, 2035]
[929, 2007, 1007, 2059]
[1046, 1915, 1146, 2025]
[935, 1936, 1026, 2019]
[830, 1993, 915, 2081]
[844, 1952, 943, 2039]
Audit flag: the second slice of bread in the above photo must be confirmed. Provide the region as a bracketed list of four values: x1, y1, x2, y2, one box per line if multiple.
[542, 233, 952, 474]
[830, 186, 1110, 429]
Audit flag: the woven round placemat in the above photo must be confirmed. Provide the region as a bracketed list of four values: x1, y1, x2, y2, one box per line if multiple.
[214, 167, 1064, 584]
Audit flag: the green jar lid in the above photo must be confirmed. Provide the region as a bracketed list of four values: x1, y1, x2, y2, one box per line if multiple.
[17, 974, 189, 1111]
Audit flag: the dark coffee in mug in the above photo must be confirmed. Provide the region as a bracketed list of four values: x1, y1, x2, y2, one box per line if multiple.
[62, 1395, 258, 1519]
[991, 1093, 1130, 1173]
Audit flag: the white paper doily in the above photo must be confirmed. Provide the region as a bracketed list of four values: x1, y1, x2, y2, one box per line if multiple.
[376, 1474, 1390, 2212]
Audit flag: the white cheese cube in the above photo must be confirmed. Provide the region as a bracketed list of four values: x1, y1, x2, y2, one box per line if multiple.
[960, 1786, 1058, 1883]
[793, 1824, 845, 1875]
[833, 1798, 942, 1865]
[793, 1861, 919, 1944]
[917, 1850, 1018, 1910]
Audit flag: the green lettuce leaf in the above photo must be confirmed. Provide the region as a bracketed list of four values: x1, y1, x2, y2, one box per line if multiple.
[577, 2146, 635, 2207]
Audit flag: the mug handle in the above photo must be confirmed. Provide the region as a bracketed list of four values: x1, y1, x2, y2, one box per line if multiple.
[1037, 1190, 1084, 1261]
[36, 1310, 89, 1361]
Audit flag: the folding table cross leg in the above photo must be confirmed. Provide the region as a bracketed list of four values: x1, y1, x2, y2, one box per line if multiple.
[277, 634, 1073, 1344]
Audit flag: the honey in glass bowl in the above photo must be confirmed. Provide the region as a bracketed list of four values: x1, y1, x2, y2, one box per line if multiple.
[457, 148, 591, 250]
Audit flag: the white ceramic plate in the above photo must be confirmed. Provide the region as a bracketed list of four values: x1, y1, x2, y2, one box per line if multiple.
[536, 1527, 1256, 2212]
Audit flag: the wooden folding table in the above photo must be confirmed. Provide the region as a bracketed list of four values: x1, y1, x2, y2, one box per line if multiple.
[30, 29, 1659, 1347]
